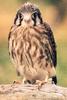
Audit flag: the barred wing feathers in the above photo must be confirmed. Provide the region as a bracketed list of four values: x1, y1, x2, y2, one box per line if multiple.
[43, 22, 57, 67]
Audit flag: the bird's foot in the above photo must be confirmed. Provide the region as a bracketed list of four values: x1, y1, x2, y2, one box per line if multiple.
[36, 75, 48, 90]
[13, 79, 28, 85]
[36, 80, 47, 90]
[13, 80, 21, 84]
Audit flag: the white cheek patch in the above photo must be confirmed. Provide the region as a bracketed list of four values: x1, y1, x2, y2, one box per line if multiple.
[15, 16, 20, 26]
[36, 16, 40, 25]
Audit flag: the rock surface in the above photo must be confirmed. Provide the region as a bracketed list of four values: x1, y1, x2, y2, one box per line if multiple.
[0, 83, 67, 100]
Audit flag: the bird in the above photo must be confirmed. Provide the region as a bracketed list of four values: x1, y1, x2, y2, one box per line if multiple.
[8, 2, 57, 88]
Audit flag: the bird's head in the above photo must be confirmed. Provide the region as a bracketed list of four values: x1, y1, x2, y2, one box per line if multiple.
[14, 2, 43, 27]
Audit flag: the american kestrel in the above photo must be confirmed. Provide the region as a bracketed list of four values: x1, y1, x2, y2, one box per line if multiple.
[8, 2, 57, 88]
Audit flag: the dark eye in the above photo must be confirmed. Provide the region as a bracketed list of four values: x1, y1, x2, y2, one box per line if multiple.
[31, 12, 38, 20]
[19, 13, 24, 21]
[14, 12, 24, 26]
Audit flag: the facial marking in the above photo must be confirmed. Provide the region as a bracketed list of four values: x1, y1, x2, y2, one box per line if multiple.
[21, 13, 34, 27]
[14, 3, 43, 27]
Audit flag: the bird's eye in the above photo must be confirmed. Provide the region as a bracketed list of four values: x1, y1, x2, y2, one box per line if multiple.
[20, 14, 24, 21]
[31, 11, 38, 20]
[14, 12, 24, 26]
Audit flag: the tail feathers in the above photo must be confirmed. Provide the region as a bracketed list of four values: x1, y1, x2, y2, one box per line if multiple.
[52, 76, 57, 84]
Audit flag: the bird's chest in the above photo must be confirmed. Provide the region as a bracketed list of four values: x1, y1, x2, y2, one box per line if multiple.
[22, 32, 44, 64]
[9, 27, 52, 80]
[9, 27, 48, 68]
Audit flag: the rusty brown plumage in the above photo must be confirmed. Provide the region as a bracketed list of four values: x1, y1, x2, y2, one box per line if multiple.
[8, 2, 57, 86]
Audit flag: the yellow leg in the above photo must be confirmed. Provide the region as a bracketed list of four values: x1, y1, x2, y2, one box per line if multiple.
[13, 77, 27, 84]
[36, 75, 48, 90]
[13, 80, 21, 84]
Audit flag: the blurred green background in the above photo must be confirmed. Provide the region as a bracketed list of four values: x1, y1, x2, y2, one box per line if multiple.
[0, 0, 67, 87]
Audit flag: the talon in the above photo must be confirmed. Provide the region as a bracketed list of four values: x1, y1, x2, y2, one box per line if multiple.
[36, 75, 48, 90]
[36, 80, 47, 90]
[13, 80, 21, 84]
[38, 81, 47, 90]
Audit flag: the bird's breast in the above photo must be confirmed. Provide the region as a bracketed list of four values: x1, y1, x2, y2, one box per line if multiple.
[22, 30, 44, 67]
[9, 26, 50, 79]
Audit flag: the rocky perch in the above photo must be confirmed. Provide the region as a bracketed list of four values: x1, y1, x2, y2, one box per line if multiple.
[0, 83, 67, 100]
